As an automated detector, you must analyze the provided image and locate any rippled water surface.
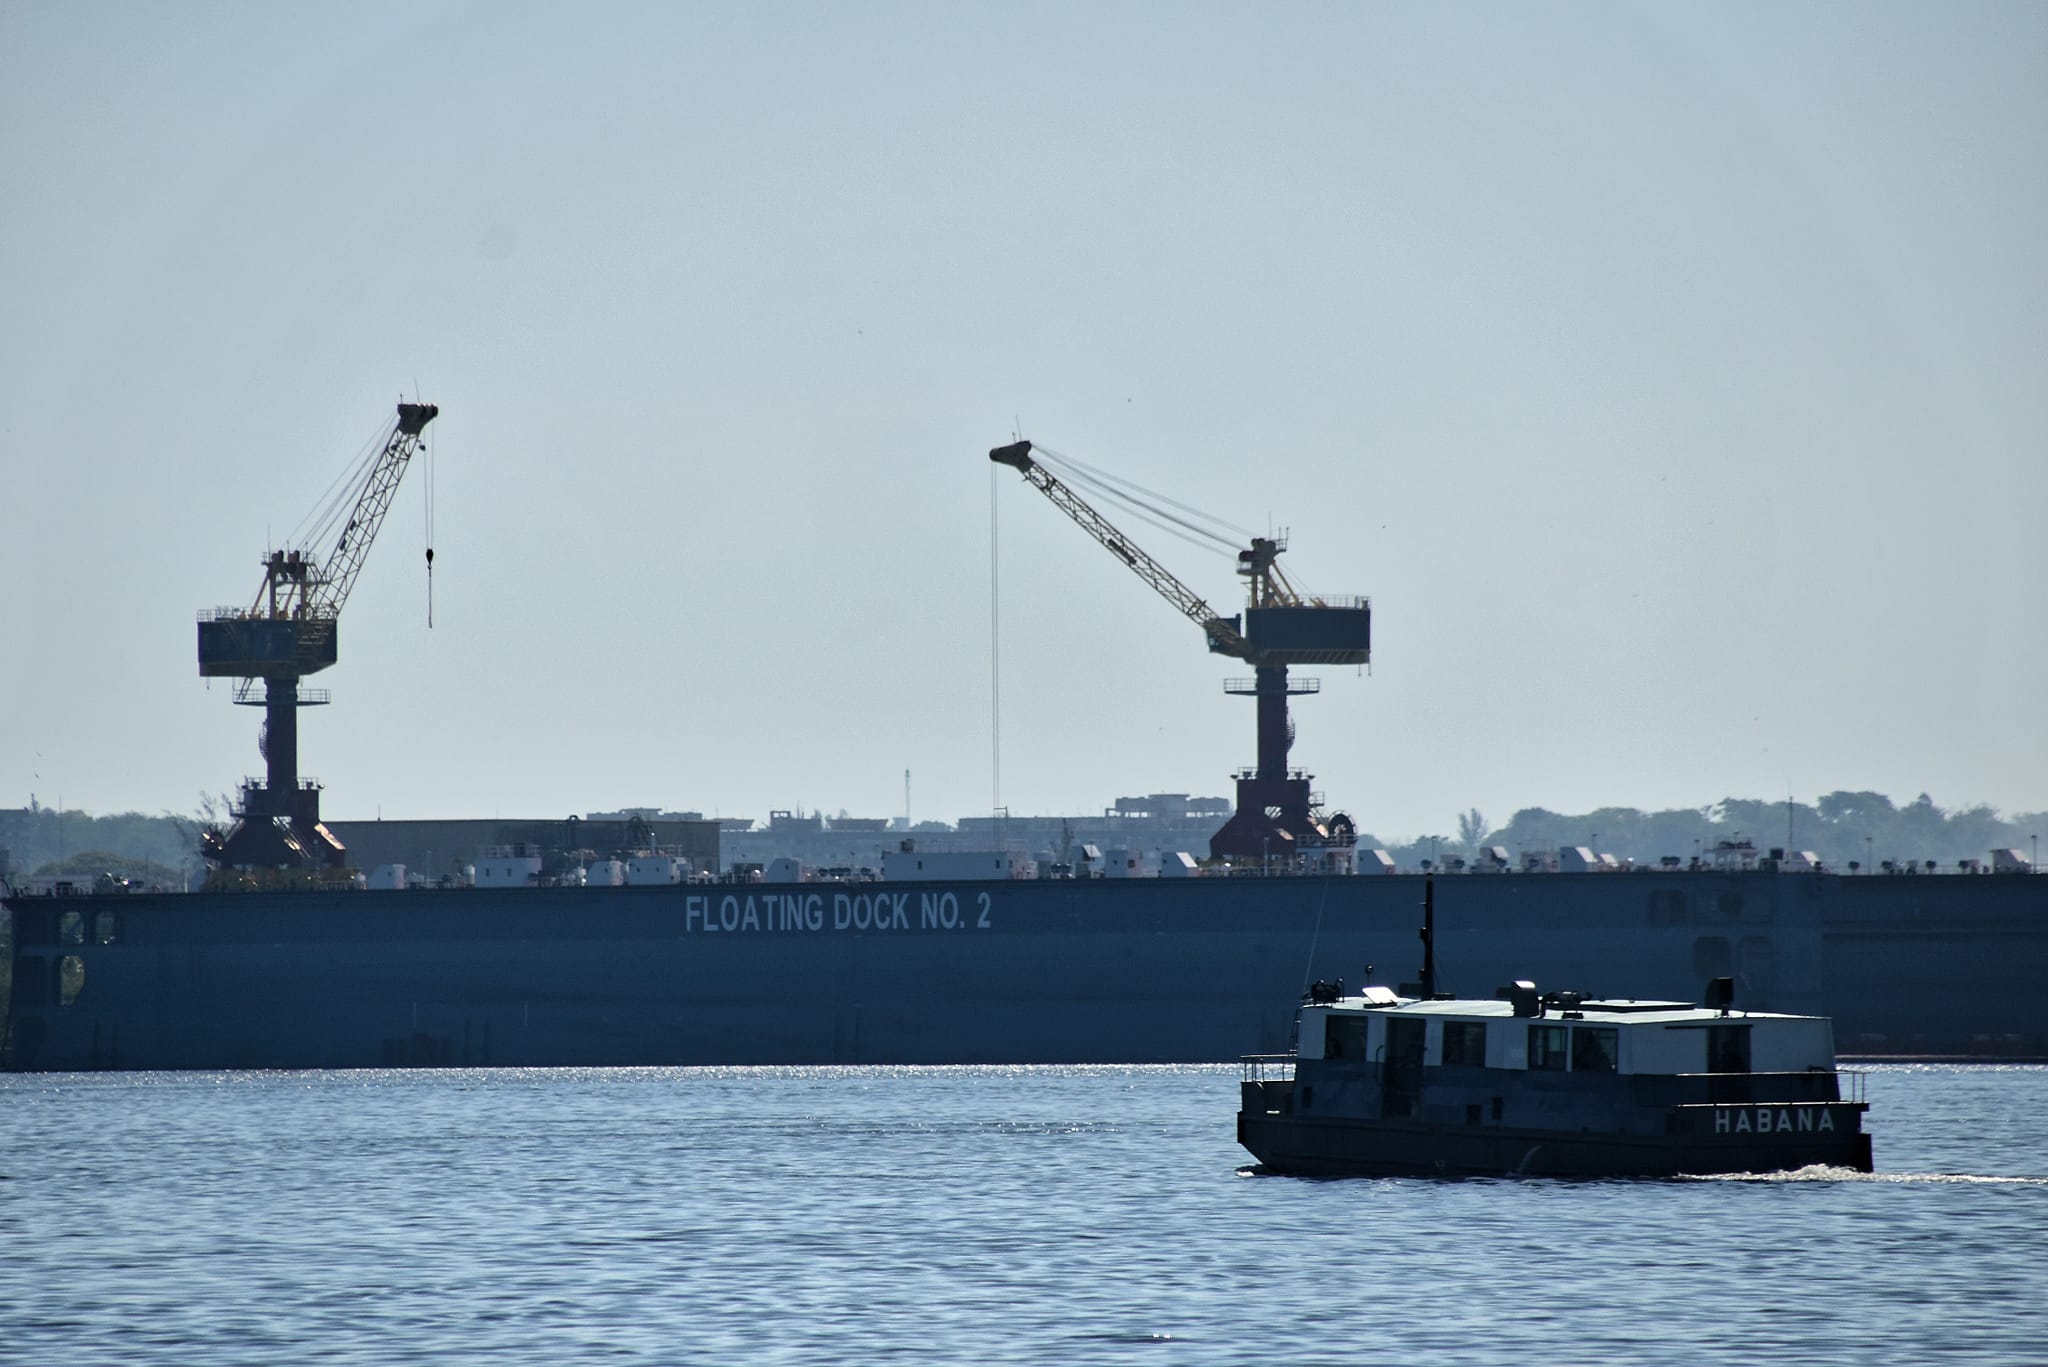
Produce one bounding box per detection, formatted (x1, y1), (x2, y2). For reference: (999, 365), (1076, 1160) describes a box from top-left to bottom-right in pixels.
(3, 1064), (2044, 1365)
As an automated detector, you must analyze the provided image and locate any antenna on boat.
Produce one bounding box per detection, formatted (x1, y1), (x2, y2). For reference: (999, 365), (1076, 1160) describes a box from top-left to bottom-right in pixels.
(1418, 874), (1437, 999)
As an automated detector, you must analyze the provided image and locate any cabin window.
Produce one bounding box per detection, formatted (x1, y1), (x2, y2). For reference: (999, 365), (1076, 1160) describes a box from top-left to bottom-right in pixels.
(1708, 1025), (1751, 1074)
(1325, 1015), (1371, 1059)
(1382, 1018), (1426, 1119)
(1647, 890), (1688, 926)
(59, 911), (85, 946)
(1528, 1024), (1569, 1071)
(1442, 1021), (1487, 1066)
(1572, 1027), (1619, 1073)
(94, 911), (121, 945)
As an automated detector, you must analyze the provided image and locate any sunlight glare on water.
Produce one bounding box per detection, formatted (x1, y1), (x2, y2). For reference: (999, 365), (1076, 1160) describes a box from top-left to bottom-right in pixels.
(1, 1064), (2043, 1365)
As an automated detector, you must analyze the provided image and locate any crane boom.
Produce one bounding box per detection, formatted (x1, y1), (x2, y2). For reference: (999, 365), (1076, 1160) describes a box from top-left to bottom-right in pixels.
(244, 400), (438, 627)
(989, 440), (1250, 659)
(201, 400), (437, 680)
(308, 400), (438, 620)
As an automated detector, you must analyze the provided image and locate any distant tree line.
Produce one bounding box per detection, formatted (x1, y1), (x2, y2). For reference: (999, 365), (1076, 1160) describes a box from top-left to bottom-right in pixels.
(3, 789), (2042, 885)
(0, 797), (212, 888)
(1369, 791), (2047, 872)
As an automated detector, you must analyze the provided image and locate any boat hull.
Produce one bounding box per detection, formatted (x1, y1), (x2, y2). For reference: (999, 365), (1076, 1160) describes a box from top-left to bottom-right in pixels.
(1235, 1106), (1875, 1178)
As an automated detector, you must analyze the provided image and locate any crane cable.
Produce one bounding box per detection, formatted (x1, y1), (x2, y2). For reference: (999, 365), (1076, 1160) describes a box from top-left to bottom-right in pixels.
(1035, 445), (1244, 549)
(288, 414), (392, 561)
(1034, 443), (1336, 599)
(989, 457), (1001, 830)
(1037, 444), (1253, 544)
(1030, 444), (1247, 563)
(424, 415), (435, 628)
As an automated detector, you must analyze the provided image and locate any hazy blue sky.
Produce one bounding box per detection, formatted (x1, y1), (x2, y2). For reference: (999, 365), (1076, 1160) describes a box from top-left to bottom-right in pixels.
(3, 2), (2043, 839)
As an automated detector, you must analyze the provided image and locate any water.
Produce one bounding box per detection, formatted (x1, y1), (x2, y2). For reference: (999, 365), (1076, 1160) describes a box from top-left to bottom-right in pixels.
(2, 1065), (2044, 1366)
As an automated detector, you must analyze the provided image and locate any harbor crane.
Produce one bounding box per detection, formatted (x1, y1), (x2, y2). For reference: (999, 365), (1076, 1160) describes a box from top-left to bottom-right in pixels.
(989, 439), (1371, 865)
(197, 399), (439, 869)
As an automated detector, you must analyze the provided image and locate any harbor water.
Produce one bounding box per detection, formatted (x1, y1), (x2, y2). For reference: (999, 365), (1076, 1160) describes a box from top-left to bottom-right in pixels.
(2, 1064), (2044, 1365)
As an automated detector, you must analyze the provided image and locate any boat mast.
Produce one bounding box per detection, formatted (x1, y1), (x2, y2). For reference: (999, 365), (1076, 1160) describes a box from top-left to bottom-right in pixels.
(1418, 874), (1437, 999)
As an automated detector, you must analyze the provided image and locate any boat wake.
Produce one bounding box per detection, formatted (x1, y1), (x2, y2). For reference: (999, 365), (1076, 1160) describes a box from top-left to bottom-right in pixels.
(1684, 1165), (2048, 1185)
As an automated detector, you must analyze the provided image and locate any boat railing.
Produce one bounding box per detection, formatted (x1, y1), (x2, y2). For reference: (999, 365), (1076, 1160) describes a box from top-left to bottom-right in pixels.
(1649, 1069), (1866, 1106)
(1240, 1053), (1296, 1083)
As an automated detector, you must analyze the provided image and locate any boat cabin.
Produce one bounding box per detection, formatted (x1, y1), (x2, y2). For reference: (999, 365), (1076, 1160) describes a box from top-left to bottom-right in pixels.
(1299, 989), (1841, 1079)
(1238, 977), (1872, 1174)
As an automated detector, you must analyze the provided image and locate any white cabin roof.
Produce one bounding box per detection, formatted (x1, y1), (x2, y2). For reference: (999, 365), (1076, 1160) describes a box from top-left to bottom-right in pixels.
(1319, 994), (1823, 1028)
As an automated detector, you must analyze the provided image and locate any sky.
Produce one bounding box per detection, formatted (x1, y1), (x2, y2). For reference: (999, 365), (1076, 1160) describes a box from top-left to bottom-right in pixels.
(3, 1), (2043, 840)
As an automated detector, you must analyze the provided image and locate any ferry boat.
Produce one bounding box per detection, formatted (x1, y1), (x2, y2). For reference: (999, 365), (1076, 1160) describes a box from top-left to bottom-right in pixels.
(1236, 884), (1875, 1178)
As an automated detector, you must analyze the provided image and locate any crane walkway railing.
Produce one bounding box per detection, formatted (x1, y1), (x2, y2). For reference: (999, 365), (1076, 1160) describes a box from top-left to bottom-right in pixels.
(1222, 677), (1321, 695)
(229, 679), (329, 705)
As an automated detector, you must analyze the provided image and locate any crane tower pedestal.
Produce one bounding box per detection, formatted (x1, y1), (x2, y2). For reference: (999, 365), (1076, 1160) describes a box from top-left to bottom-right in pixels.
(1206, 597), (1373, 865)
(1210, 665), (1322, 863)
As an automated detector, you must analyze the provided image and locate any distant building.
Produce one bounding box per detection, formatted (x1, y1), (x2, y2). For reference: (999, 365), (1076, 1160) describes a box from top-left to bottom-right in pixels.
(324, 814), (719, 883)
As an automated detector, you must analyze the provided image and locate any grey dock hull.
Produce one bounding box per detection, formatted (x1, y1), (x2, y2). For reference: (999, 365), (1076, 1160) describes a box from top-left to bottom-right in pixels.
(5, 870), (2043, 1071)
